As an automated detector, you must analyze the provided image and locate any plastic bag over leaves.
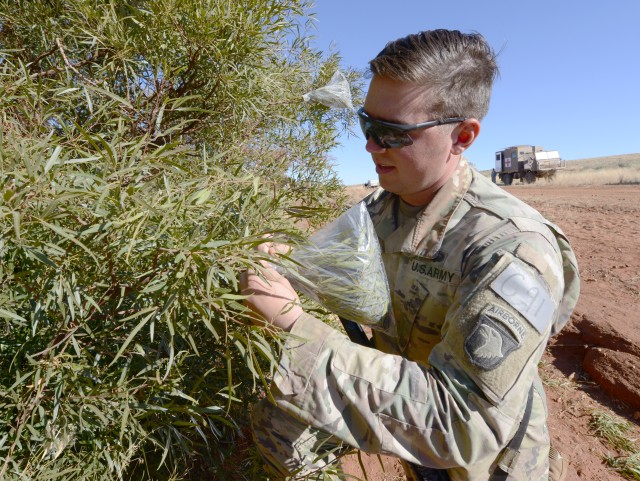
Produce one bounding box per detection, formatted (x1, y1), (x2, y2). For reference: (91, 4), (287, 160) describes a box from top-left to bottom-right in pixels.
(302, 70), (354, 109)
(278, 202), (393, 333)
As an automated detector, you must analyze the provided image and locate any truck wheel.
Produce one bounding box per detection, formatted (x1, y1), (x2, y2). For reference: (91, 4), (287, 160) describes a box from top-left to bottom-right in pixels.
(524, 172), (536, 184)
(502, 173), (513, 186)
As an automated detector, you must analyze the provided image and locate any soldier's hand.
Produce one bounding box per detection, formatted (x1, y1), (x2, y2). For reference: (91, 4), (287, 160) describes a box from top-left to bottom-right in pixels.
(256, 237), (291, 257)
(240, 263), (302, 332)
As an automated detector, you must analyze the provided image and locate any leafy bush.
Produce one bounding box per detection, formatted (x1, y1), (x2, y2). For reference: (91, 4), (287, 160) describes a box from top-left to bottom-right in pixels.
(0, 1), (361, 479)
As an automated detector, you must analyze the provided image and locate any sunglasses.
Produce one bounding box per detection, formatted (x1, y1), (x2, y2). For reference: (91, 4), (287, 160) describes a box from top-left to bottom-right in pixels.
(357, 107), (467, 149)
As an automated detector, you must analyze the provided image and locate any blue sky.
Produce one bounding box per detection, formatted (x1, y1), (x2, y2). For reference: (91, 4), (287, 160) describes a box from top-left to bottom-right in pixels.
(307, 0), (640, 185)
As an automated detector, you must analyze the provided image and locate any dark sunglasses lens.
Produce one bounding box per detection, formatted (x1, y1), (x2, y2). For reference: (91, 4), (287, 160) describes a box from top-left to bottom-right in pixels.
(359, 118), (412, 149)
(358, 116), (368, 137)
(377, 131), (412, 148)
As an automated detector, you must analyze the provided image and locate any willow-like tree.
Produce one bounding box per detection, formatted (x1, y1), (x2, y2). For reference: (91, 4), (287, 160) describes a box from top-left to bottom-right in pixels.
(0, 1), (361, 479)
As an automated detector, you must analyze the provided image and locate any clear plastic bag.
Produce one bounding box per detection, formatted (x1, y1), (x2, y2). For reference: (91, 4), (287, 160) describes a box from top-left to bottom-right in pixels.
(278, 202), (392, 332)
(302, 70), (354, 110)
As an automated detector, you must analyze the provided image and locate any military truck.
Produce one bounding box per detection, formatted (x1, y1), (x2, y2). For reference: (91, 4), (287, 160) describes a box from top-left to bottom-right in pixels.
(494, 145), (565, 185)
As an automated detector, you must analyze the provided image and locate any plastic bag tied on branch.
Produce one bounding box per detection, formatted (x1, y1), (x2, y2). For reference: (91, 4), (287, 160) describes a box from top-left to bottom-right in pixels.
(302, 70), (354, 110)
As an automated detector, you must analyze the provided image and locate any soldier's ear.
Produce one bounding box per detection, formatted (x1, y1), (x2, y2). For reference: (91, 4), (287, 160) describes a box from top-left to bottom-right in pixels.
(452, 119), (480, 155)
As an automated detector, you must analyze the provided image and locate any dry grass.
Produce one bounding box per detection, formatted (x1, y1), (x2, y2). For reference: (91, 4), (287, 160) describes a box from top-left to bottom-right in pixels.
(344, 184), (378, 206)
(548, 153), (640, 186)
(548, 167), (640, 186)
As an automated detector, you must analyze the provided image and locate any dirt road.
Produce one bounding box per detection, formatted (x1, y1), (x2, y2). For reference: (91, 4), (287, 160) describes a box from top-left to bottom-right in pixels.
(342, 184), (640, 480)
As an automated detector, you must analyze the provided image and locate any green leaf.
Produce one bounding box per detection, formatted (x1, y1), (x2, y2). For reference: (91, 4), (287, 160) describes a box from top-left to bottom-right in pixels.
(109, 308), (158, 366)
(38, 219), (99, 264)
(0, 308), (28, 325)
(44, 146), (63, 174)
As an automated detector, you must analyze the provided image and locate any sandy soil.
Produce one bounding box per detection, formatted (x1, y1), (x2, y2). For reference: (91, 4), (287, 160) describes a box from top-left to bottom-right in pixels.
(340, 184), (640, 481)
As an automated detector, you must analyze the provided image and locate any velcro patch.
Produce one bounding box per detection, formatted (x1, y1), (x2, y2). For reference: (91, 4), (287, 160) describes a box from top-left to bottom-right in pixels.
(515, 243), (548, 276)
(490, 261), (554, 334)
(482, 304), (528, 343)
(464, 314), (522, 370)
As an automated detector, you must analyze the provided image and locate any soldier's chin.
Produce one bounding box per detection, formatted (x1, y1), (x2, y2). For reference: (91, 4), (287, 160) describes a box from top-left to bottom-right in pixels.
(378, 178), (394, 192)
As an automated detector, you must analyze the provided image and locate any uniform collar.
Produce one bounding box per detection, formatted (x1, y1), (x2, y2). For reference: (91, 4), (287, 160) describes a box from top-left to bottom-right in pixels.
(372, 158), (472, 258)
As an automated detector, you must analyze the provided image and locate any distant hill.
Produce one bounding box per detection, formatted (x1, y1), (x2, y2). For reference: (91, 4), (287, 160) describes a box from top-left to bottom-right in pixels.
(563, 152), (640, 170)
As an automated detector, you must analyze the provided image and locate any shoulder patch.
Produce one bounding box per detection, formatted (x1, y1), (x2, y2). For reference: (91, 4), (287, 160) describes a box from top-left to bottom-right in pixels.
(490, 261), (555, 334)
(482, 304), (528, 343)
(515, 243), (548, 276)
(464, 314), (522, 370)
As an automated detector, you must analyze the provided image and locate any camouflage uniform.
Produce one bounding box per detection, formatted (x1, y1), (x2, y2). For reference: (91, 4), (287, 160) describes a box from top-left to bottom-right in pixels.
(251, 158), (580, 480)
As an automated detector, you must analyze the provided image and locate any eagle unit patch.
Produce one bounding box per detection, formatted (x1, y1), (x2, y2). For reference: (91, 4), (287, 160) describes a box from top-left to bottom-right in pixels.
(464, 306), (524, 370)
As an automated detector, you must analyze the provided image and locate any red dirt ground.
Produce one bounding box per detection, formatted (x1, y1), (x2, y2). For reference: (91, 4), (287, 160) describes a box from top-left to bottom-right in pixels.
(341, 184), (640, 481)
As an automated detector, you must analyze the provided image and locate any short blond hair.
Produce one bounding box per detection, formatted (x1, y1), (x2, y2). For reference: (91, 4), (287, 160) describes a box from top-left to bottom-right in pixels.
(369, 29), (498, 120)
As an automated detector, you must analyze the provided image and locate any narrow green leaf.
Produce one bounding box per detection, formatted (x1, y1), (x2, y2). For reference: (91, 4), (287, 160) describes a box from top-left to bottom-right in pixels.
(109, 308), (158, 366)
(38, 219), (98, 264)
(44, 146), (63, 173)
(0, 308), (27, 324)
(119, 402), (130, 442)
(86, 84), (134, 109)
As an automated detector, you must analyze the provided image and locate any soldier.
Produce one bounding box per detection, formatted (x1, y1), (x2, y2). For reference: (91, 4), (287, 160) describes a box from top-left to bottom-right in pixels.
(241, 29), (579, 481)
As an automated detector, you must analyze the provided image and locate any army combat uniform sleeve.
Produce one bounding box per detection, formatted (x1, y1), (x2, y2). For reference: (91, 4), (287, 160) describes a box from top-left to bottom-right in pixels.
(272, 245), (566, 479)
(270, 162), (580, 481)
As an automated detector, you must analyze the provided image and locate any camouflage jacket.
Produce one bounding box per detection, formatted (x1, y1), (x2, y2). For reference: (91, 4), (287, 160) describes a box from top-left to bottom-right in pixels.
(272, 159), (580, 480)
